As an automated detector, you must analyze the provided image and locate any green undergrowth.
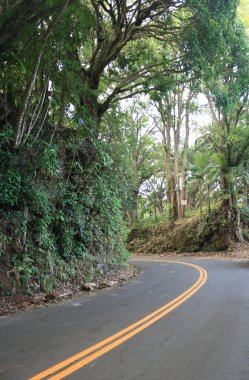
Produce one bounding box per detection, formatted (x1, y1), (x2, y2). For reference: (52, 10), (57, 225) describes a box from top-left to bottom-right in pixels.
(127, 211), (230, 254)
(0, 131), (130, 296)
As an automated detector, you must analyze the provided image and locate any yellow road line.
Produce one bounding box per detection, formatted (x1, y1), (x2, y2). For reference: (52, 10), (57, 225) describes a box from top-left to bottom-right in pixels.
(30, 261), (204, 380)
(29, 260), (207, 380)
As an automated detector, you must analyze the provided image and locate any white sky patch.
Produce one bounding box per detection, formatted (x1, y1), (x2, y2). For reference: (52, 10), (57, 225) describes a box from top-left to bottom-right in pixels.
(48, 80), (53, 92)
(120, 92), (212, 146)
(150, 92), (212, 146)
(189, 93), (212, 145)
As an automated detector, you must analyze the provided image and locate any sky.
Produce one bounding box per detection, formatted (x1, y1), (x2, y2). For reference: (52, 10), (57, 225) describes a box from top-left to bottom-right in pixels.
(189, 93), (212, 145)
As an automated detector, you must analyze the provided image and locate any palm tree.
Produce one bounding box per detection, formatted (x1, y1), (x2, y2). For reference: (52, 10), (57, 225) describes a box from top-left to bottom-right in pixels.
(189, 151), (218, 215)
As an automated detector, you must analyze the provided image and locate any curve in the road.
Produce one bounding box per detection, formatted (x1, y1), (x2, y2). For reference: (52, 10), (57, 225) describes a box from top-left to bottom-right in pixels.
(29, 260), (208, 380)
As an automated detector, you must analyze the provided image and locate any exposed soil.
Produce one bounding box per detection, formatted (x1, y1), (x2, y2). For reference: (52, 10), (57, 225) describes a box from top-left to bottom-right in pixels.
(0, 265), (141, 318)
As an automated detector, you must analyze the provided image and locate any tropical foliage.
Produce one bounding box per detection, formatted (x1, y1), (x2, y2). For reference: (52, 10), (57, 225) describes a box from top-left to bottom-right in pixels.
(0, 0), (248, 294)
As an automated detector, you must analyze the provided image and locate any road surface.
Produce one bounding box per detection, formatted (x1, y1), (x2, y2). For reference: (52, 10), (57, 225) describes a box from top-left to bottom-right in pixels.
(1, 258), (249, 380)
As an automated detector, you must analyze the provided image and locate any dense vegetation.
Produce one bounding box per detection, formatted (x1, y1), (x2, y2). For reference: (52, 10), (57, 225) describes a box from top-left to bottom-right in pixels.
(0, 0), (248, 295)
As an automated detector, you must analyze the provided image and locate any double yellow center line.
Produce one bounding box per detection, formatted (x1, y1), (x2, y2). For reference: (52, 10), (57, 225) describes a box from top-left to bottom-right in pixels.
(29, 259), (207, 380)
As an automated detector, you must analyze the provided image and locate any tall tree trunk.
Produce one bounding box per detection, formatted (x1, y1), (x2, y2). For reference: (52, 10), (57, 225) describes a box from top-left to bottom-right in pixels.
(173, 136), (180, 218)
(199, 181), (203, 216)
(179, 100), (190, 218)
(170, 177), (178, 220)
(157, 193), (164, 214)
(243, 177), (248, 205)
(130, 189), (139, 223)
(164, 146), (178, 220)
(154, 203), (157, 222)
(174, 90), (183, 218)
(13, 0), (71, 148)
(234, 207), (245, 242)
(220, 174), (232, 220)
(157, 88), (187, 221)
(207, 184), (211, 214)
(14, 50), (43, 148)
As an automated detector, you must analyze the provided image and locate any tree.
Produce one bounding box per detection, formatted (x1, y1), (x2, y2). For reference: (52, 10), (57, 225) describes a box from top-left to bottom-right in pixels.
(52, 0), (239, 133)
(151, 78), (195, 219)
(189, 151), (218, 216)
(0, 0), (242, 293)
(141, 174), (166, 221)
(119, 100), (160, 222)
(203, 20), (249, 222)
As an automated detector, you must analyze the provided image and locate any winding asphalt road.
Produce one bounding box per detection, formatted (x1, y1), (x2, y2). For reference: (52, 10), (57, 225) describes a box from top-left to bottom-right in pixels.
(1, 258), (249, 380)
